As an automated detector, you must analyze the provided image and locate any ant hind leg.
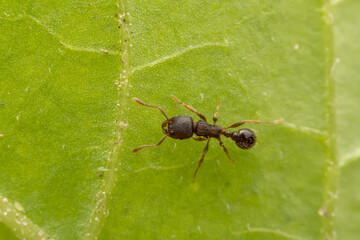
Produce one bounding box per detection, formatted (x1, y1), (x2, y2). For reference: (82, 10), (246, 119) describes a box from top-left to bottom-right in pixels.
(222, 118), (283, 130)
(217, 137), (236, 164)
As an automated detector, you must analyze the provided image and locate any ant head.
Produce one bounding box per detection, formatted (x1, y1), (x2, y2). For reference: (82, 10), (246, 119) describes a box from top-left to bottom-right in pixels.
(231, 128), (256, 149)
(166, 115), (194, 139)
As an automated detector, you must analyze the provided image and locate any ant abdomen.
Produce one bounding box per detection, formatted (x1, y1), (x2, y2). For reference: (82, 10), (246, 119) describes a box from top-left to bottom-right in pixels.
(231, 129), (256, 149)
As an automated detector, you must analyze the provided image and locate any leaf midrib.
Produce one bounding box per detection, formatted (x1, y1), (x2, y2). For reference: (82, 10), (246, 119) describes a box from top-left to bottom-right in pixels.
(83, 0), (131, 239)
(320, 1), (339, 239)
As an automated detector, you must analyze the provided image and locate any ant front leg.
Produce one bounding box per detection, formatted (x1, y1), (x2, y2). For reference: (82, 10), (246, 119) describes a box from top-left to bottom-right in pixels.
(213, 101), (221, 124)
(193, 138), (211, 183)
(222, 118), (283, 130)
(133, 135), (168, 152)
(192, 136), (208, 141)
(171, 95), (207, 122)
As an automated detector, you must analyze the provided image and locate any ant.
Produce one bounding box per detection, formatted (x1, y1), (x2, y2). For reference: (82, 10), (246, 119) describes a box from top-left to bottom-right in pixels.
(132, 96), (282, 182)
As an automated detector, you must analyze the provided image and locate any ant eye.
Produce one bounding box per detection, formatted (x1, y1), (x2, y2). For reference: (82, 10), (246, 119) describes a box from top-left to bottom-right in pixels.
(231, 128), (256, 149)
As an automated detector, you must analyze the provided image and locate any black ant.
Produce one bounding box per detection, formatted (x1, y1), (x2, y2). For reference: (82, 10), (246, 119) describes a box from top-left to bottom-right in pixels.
(132, 96), (282, 182)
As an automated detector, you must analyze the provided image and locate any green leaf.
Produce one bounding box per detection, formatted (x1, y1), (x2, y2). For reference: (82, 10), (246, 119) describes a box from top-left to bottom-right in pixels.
(0, 0), (359, 239)
(332, 0), (360, 239)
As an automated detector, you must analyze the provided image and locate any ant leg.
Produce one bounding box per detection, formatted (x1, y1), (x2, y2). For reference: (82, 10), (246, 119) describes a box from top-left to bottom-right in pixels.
(193, 138), (211, 183)
(132, 97), (169, 120)
(192, 136), (208, 141)
(222, 118), (283, 130)
(133, 135), (168, 152)
(171, 95), (207, 122)
(217, 137), (236, 164)
(213, 101), (221, 124)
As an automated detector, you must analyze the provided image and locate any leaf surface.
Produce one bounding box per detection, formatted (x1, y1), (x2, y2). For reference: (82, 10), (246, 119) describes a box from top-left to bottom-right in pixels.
(0, 0), (359, 239)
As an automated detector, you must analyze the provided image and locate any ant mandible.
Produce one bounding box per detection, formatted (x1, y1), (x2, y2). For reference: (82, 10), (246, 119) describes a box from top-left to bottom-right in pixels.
(132, 96), (282, 182)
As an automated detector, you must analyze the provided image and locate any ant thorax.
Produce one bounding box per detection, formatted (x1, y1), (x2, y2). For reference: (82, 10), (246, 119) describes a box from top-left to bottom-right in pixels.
(194, 120), (222, 138)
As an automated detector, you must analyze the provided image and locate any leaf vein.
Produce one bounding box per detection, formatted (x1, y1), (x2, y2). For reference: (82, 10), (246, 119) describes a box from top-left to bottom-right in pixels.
(231, 226), (304, 240)
(120, 163), (191, 176)
(282, 121), (327, 136)
(131, 42), (230, 74)
(339, 148), (360, 168)
(0, 194), (54, 240)
(0, 14), (119, 55)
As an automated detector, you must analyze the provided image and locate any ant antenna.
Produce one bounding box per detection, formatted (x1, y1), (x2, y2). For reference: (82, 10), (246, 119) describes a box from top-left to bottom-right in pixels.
(133, 135), (168, 152)
(171, 95), (207, 122)
(132, 97), (169, 120)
